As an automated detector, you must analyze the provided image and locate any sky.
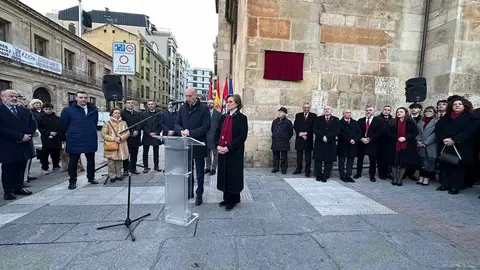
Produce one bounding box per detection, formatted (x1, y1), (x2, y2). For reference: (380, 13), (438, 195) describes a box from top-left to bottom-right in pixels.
(19, 0), (218, 69)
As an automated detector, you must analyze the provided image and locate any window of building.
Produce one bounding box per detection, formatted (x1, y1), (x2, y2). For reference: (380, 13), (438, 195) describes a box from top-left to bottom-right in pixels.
(154, 61), (157, 72)
(89, 97), (96, 106)
(104, 68), (110, 74)
(68, 23), (76, 34)
(146, 86), (150, 99)
(154, 92), (157, 101)
(67, 92), (76, 102)
(87, 60), (96, 78)
(193, 83), (197, 87)
(193, 76), (197, 81)
(0, 79), (11, 91)
(154, 76), (157, 87)
(146, 68), (150, 81)
(193, 70), (197, 75)
(141, 48), (144, 60)
(128, 79), (132, 89)
(141, 67), (144, 79)
(34, 35), (48, 57)
(64, 49), (75, 70)
(146, 50), (150, 62)
(0, 19), (9, 42)
(141, 86), (144, 98)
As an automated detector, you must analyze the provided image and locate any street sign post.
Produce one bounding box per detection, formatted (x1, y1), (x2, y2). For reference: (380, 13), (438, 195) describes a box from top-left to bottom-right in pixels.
(112, 42), (136, 76)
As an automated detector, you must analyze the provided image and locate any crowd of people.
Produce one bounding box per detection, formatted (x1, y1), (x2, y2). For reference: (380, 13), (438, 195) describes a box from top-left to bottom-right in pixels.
(271, 95), (480, 197)
(0, 88), (249, 211)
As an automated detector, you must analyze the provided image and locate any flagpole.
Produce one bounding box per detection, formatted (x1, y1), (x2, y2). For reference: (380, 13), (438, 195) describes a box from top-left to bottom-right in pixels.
(78, 0), (82, 37)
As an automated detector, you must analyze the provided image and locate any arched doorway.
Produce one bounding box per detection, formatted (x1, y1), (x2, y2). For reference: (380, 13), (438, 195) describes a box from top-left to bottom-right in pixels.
(33, 87), (51, 104)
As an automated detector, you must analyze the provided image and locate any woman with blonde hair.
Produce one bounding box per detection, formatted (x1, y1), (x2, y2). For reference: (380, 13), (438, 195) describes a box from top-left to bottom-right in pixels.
(101, 108), (130, 182)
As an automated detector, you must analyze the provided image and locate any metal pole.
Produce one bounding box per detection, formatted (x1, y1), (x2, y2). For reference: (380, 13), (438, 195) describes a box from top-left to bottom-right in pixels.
(124, 75), (127, 102)
(78, 0), (82, 38)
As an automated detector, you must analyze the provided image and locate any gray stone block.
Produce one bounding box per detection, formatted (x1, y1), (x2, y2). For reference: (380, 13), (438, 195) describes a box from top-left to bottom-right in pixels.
(192, 204), (234, 219)
(360, 214), (428, 232)
(0, 223), (76, 244)
(153, 236), (237, 270)
(314, 215), (378, 232)
(65, 240), (162, 269)
(55, 222), (138, 242)
(262, 216), (322, 235)
(0, 242), (88, 270)
(0, 204), (44, 214)
(195, 218), (264, 236)
(236, 235), (337, 269)
(232, 202), (281, 219)
(311, 231), (421, 269)
(11, 205), (70, 224)
(132, 220), (195, 242)
(103, 204), (164, 221)
(45, 205), (118, 223)
(383, 230), (480, 268)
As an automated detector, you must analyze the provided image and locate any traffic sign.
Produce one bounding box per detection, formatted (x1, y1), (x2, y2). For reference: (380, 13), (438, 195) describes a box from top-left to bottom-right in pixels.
(112, 42), (136, 76)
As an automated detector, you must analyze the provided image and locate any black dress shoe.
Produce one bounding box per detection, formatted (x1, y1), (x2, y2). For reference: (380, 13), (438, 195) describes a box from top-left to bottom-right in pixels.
(316, 176), (322, 182)
(13, 188), (32, 195)
(204, 169), (211, 174)
(3, 193), (16, 200)
(448, 189), (459, 195)
(143, 168), (149, 173)
(68, 183), (77, 190)
(436, 186), (447, 191)
(348, 177), (355, 183)
(340, 176), (348, 182)
(292, 170), (301, 175)
(27, 176), (37, 181)
(88, 179), (99, 184)
(305, 172), (311, 177)
(130, 170), (140, 175)
(320, 177), (327, 182)
(210, 169), (216, 175)
(219, 200), (227, 207)
(271, 169), (279, 173)
(225, 202), (235, 211)
(281, 171), (286, 175)
(353, 174), (361, 179)
(195, 196), (203, 206)
(370, 177), (376, 182)
(379, 176), (387, 180)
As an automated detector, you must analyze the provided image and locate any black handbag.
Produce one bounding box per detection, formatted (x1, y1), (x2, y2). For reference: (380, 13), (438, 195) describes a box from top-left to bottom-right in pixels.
(438, 145), (461, 165)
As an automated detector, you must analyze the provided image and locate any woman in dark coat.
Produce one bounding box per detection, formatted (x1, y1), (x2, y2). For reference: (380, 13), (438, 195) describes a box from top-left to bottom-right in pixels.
(435, 96), (478, 195)
(214, 94), (248, 211)
(387, 107), (419, 186)
(415, 106), (437, 186)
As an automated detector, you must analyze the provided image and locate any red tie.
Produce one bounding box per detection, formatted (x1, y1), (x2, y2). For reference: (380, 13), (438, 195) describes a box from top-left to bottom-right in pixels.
(325, 117), (329, 123)
(304, 113), (307, 120)
(365, 117), (370, 135)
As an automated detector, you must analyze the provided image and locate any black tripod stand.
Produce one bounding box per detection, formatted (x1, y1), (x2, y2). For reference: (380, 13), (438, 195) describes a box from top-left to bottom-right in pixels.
(97, 174), (151, 241)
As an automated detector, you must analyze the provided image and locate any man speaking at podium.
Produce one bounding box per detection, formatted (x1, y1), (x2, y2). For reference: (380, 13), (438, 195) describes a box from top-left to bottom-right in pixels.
(175, 87), (211, 206)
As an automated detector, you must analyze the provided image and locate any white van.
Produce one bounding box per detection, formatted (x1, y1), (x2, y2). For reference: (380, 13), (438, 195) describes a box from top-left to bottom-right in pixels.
(97, 112), (110, 130)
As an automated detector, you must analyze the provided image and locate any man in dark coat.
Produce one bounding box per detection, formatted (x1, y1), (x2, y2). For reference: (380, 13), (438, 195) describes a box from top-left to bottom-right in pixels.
(404, 103), (423, 180)
(60, 91), (99, 189)
(376, 105), (394, 180)
(140, 100), (162, 173)
(175, 88), (210, 206)
(271, 107), (294, 174)
(37, 103), (62, 172)
(293, 102), (317, 177)
(122, 99), (142, 175)
(313, 106), (340, 182)
(0, 90), (36, 200)
(205, 99), (222, 175)
(160, 101), (178, 137)
(355, 106), (384, 182)
(337, 109), (361, 183)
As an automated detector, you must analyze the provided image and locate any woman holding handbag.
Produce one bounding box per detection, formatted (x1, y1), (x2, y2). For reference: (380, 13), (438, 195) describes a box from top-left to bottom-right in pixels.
(416, 106), (438, 186)
(435, 96), (478, 195)
(101, 108), (130, 182)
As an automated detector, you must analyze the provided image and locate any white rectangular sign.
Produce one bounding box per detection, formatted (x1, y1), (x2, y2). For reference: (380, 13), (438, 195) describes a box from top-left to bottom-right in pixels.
(112, 42), (136, 76)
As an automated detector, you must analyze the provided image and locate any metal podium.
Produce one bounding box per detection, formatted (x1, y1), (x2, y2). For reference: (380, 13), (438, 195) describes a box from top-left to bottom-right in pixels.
(153, 136), (205, 227)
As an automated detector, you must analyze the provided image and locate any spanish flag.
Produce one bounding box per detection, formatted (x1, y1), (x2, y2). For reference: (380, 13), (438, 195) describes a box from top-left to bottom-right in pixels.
(214, 77), (221, 111)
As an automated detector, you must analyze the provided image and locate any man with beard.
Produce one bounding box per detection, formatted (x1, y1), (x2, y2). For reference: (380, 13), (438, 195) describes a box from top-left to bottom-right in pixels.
(376, 105), (394, 180)
(175, 88), (210, 206)
(337, 109), (361, 183)
(293, 102), (317, 177)
(205, 99), (222, 175)
(121, 99), (142, 175)
(140, 100), (162, 173)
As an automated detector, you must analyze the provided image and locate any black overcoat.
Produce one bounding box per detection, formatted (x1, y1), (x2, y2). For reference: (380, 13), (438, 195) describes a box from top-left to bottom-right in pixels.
(0, 104), (37, 163)
(141, 110), (163, 147)
(337, 118), (361, 158)
(37, 112), (63, 149)
(214, 111), (248, 194)
(435, 112), (478, 165)
(271, 117), (293, 151)
(293, 112), (317, 151)
(174, 99), (211, 159)
(357, 116), (384, 157)
(121, 109), (142, 147)
(386, 119), (420, 168)
(313, 115), (340, 162)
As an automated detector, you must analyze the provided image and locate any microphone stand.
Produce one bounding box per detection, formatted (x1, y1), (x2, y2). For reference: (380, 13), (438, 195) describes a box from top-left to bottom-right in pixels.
(119, 111), (162, 135)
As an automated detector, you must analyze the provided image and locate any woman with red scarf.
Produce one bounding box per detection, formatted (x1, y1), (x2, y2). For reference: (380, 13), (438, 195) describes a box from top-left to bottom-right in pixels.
(387, 107), (419, 186)
(214, 94), (248, 211)
(435, 96), (478, 195)
(415, 106), (438, 186)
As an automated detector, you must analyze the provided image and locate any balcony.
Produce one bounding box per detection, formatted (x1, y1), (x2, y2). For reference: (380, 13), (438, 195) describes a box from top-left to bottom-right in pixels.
(63, 66), (102, 87)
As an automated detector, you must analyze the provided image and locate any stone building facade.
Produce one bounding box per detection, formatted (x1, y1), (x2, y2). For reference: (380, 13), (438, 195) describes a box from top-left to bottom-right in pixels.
(215, 0), (480, 167)
(0, 0), (112, 112)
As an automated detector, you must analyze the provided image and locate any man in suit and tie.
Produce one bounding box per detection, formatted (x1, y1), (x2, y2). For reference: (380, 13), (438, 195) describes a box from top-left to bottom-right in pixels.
(354, 105), (384, 182)
(293, 102), (317, 177)
(337, 109), (361, 183)
(0, 90), (36, 200)
(205, 99), (222, 175)
(313, 106), (340, 182)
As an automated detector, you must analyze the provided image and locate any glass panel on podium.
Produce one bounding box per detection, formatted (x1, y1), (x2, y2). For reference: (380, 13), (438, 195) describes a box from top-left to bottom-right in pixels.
(153, 136), (205, 227)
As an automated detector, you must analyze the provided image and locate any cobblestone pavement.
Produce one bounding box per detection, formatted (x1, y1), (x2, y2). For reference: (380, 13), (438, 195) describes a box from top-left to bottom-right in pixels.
(1, 148), (480, 269)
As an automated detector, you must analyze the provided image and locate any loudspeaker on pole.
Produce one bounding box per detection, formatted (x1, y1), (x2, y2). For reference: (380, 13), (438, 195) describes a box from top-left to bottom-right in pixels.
(405, 77), (427, 103)
(103, 75), (124, 101)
